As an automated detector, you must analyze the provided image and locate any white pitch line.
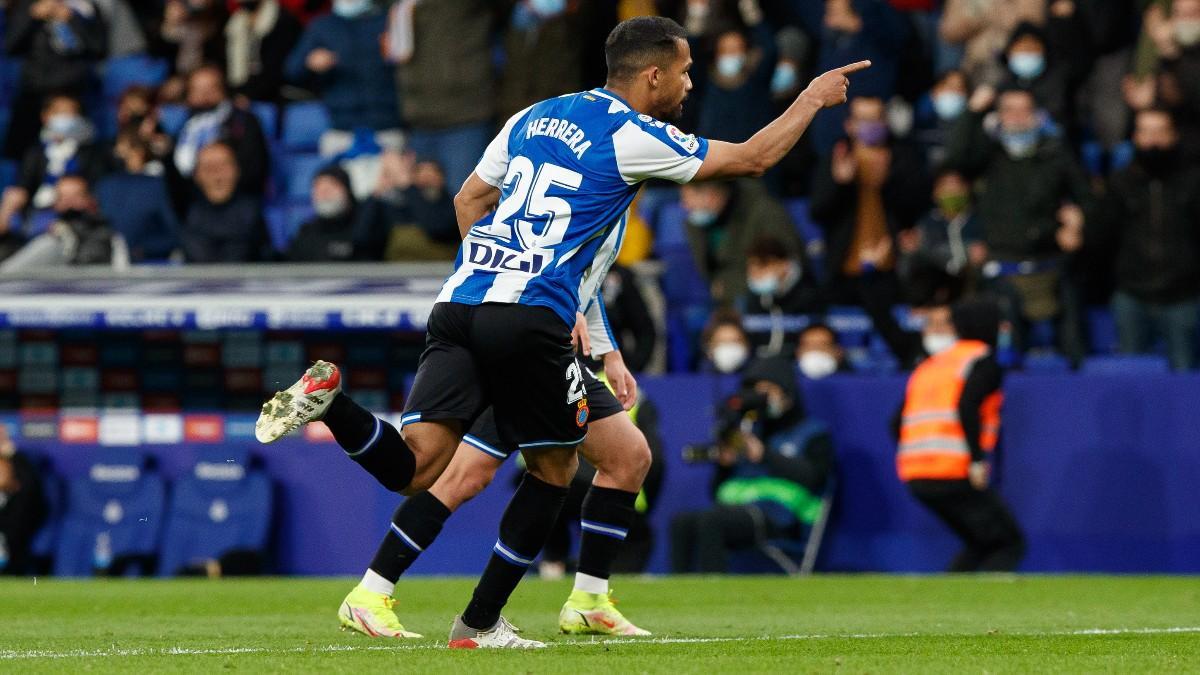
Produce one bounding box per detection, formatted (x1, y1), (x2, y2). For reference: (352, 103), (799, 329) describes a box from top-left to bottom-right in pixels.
(2, 626), (1198, 661)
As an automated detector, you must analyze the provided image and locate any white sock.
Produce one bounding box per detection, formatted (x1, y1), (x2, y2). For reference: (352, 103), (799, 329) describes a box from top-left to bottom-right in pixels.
(574, 572), (608, 595)
(361, 569), (395, 597)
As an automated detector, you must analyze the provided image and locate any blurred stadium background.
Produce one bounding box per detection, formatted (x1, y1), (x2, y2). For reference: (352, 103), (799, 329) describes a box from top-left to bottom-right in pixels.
(0, 0), (1198, 611)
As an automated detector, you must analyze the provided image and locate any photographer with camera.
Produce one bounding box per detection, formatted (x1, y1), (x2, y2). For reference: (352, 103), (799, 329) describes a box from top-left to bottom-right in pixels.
(670, 357), (833, 573)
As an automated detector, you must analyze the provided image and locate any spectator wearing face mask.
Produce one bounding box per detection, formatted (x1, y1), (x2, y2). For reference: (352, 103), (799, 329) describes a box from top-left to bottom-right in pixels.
(1145, 0), (1200, 164)
(114, 86), (173, 167)
(681, 179), (805, 305)
(224, 0), (303, 103)
(695, 0), (776, 145)
(915, 69), (970, 167)
(368, 151), (459, 261)
(0, 94), (109, 241)
(3, 0), (108, 163)
(940, 0), (1045, 89)
(671, 357), (833, 573)
(701, 310), (752, 375)
(797, 0), (908, 154)
(944, 86), (1090, 360)
(795, 323), (848, 380)
(170, 65), (270, 208)
(181, 142), (266, 262)
(0, 175), (119, 272)
(894, 298), (1025, 573)
(285, 164), (386, 262)
(739, 235), (826, 357)
(809, 95), (931, 306)
(286, 0), (402, 157)
(996, 22), (1072, 127)
(1088, 108), (1200, 371)
(95, 132), (182, 262)
(897, 170), (984, 287)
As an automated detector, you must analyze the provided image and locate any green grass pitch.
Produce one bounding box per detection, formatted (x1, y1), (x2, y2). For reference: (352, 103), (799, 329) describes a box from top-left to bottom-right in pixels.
(1, 575), (1197, 672)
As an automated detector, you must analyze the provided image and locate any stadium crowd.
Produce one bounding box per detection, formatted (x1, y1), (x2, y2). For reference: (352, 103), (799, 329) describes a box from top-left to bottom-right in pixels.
(1, 0), (1199, 371)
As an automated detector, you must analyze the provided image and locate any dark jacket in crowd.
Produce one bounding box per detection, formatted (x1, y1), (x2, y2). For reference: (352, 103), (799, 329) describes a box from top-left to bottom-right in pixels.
(599, 264), (657, 373)
(1161, 46), (1200, 165)
(397, 0), (493, 129)
(4, 0), (107, 93)
(56, 209), (115, 264)
(377, 186), (459, 245)
(696, 22), (776, 144)
(1091, 156), (1200, 303)
(285, 166), (386, 262)
(685, 179), (806, 304)
(181, 193), (265, 263)
(95, 172), (180, 261)
(17, 141), (111, 200)
(0, 451), (48, 575)
(496, 4), (584, 123)
(944, 110), (1091, 261)
(809, 142), (930, 283)
(285, 9), (401, 132)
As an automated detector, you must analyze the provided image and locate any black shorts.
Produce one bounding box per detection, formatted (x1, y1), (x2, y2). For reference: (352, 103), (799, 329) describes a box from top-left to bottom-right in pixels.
(463, 363), (625, 460)
(402, 302), (589, 449)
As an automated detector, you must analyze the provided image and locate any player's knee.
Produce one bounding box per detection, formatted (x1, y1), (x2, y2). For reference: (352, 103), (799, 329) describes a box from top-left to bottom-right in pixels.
(524, 449), (579, 488)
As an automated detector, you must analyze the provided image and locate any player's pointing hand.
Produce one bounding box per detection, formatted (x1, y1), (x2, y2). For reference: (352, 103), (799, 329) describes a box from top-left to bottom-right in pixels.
(801, 60), (872, 108)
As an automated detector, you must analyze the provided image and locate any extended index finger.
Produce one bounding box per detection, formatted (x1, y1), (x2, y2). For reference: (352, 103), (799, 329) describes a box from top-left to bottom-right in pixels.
(834, 60), (872, 75)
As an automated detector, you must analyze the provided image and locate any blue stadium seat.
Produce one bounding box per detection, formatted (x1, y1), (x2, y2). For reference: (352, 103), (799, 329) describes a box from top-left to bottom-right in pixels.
(652, 202), (688, 255)
(1081, 355), (1171, 375)
(53, 449), (165, 577)
(102, 54), (169, 101)
(158, 448), (272, 577)
(251, 102), (279, 140)
(1087, 307), (1118, 355)
(263, 204), (288, 252)
(0, 159), (15, 192)
(282, 101), (331, 153)
(284, 153), (328, 200)
(0, 57), (21, 105)
(785, 198), (827, 281)
(157, 104), (188, 137)
(1110, 141), (1135, 173)
(1079, 140), (1104, 177)
(1022, 353), (1072, 373)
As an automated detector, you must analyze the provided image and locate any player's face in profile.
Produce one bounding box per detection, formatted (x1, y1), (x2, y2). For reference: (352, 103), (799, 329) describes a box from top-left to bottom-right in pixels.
(655, 39), (693, 122)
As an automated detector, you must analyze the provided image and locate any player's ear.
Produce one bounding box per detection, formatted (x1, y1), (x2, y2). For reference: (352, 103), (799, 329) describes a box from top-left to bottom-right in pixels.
(646, 65), (661, 89)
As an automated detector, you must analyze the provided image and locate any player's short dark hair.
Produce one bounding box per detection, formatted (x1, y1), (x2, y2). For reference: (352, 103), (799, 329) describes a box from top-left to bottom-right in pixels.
(604, 16), (688, 83)
(746, 235), (792, 263)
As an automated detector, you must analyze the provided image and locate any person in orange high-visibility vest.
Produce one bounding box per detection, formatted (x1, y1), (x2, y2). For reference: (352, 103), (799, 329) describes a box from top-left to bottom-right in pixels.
(896, 298), (1025, 572)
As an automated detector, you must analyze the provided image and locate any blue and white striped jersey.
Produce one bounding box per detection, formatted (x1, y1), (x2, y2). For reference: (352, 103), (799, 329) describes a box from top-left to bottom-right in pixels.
(436, 88), (709, 327)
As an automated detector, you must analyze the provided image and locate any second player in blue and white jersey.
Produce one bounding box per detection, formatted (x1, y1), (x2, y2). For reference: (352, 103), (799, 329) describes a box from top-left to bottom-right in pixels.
(437, 88), (709, 327)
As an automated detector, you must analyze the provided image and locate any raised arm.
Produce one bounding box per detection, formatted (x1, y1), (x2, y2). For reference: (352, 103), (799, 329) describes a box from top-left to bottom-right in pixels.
(693, 60), (871, 182)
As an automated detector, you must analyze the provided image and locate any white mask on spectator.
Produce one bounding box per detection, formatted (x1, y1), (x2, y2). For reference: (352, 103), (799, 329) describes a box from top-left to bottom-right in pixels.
(932, 92), (966, 120)
(1176, 20), (1200, 47)
(314, 195), (349, 218)
(717, 53), (746, 79)
(711, 342), (748, 374)
(333, 0), (371, 18)
(922, 333), (956, 356)
(798, 351), (838, 379)
(528, 0), (566, 17)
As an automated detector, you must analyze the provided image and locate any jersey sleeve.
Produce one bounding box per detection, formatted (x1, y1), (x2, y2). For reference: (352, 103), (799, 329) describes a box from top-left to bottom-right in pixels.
(474, 105), (532, 188)
(583, 292), (618, 358)
(612, 116), (710, 185)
